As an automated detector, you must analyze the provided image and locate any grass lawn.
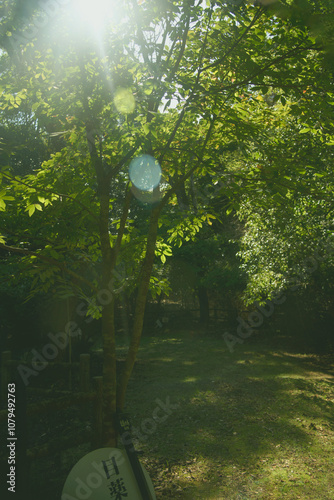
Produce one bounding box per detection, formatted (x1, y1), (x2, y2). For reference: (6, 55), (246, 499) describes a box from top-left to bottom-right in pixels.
(119, 329), (334, 499)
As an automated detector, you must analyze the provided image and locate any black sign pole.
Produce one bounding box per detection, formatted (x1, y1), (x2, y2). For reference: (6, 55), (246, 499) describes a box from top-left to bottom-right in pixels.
(115, 411), (154, 500)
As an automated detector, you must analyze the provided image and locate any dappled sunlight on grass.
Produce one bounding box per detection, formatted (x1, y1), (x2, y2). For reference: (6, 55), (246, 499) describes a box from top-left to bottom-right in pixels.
(190, 390), (220, 404)
(127, 331), (334, 498)
(154, 357), (174, 362)
(277, 370), (334, 380)
(194, 428), (217, 444)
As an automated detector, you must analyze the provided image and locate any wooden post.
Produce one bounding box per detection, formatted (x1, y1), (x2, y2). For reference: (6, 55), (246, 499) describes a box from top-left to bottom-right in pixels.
(80, 354), (90, 392)
(92, 376), (103, 449)
(1, 351), (11, 404)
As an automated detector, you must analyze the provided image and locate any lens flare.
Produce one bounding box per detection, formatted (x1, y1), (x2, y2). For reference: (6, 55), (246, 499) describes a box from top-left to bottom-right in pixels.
(114, 88), (136, 114)
(129, 155), (161, 191)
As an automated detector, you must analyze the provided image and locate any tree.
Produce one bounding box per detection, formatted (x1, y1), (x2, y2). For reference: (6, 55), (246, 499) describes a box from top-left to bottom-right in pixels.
(1, 0), (333, 445)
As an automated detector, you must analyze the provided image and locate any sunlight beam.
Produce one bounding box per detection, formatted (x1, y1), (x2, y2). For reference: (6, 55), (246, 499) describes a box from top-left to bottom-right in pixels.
(71, 0), (116, 32)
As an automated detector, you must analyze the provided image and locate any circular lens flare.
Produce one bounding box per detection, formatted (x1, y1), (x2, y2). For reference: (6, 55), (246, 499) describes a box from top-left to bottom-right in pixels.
(129, 155), (161, 191)
(114, 88), (136, 114)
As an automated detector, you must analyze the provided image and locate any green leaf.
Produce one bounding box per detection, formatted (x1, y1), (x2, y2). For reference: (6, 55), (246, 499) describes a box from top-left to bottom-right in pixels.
(50, 250), (59, 259)
(27, 205), (36, 217)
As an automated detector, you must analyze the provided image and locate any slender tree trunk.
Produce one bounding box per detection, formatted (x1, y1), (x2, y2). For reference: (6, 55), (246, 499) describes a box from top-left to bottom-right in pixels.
(98, 180), (118, 447)
(117, 204), (161, 409)
(87, 123), (118, 447)
(174, 175), (189, 211)
(101, 298), (117, 446)
(98, 183), (132, 447)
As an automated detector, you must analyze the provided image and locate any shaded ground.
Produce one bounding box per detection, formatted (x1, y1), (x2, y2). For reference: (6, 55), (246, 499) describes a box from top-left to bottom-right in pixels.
(1, 327), (333, 499)
(124, 330), (334, 499)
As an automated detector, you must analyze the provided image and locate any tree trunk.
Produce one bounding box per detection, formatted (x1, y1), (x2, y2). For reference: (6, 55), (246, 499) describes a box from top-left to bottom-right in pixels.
(87, 124), (118, 446)
(174, 176), (189, 211)
(117, 204), (161, 410)
(101, 299), (117, 447)
(99, 181), (118, 447)
(98, 184), (132, 447)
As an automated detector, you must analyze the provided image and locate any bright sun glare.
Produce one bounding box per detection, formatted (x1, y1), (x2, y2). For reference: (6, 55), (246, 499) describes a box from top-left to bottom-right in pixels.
(71, 0), (116, 31)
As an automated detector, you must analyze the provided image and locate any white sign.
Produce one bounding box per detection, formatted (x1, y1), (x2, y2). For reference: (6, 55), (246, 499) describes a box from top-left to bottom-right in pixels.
(61, 447), (156, 500)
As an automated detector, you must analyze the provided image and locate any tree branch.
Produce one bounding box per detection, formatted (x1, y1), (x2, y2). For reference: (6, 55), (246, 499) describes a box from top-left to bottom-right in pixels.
(160, 114), (218, 209)
(158, 7), (214, 165)
(166, 12), (191, 83)
(131, 0), (151, 65)
(110, 183), (132, 270)
(0, 243), (98, 292)
(219, 43), (320, 92)
(201, 6), (265, 74)
(2, 172), (99, 222)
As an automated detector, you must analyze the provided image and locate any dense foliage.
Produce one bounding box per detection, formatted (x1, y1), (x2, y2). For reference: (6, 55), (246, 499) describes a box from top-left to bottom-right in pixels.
(0, 0), (333, 442)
